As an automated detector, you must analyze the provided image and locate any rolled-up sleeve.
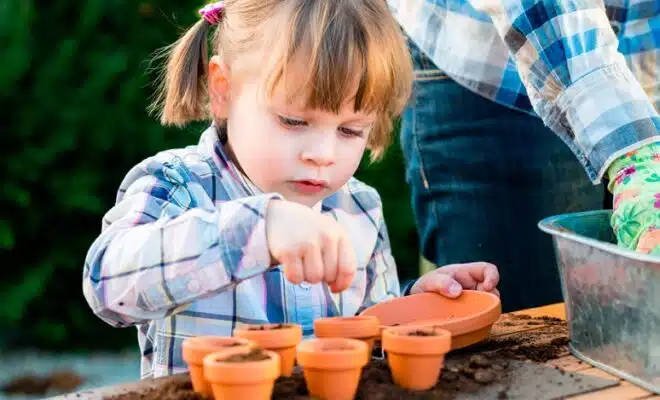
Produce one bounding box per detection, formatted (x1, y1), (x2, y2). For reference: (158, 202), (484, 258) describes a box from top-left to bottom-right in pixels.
(469, 0), (660, 182)
(82, 159), (280, 327)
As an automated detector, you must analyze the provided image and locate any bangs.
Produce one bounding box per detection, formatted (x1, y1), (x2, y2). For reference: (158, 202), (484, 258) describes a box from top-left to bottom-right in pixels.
(262, 0), (412, 117)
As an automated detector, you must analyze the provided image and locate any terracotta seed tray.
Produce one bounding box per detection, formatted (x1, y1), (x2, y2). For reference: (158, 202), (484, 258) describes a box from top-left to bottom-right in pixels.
(359, 290), (501, 350)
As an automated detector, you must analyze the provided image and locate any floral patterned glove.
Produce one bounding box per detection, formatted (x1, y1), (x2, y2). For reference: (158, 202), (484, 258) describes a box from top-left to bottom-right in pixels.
(608, 142), (660, 255)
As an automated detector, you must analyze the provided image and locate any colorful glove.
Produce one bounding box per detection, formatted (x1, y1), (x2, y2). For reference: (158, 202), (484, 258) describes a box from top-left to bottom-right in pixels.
(608, 142), (660, 255)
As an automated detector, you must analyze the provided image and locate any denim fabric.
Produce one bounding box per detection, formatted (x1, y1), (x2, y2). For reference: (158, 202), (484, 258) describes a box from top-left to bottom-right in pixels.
(389, 0), (660, 183)
(400, 40), (606, 312)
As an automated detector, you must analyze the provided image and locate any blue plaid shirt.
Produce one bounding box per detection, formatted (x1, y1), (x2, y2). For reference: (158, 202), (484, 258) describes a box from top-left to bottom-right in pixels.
(82, 126), (400, 378)
(389, 0), (660, 183)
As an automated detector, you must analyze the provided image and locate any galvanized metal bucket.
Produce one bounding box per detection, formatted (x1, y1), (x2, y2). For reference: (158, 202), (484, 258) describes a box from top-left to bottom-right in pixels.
(539, 210), (660, 393)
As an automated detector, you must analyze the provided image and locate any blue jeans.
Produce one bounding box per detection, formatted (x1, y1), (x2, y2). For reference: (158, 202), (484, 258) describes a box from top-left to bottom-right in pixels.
(400, 41), (605, 312)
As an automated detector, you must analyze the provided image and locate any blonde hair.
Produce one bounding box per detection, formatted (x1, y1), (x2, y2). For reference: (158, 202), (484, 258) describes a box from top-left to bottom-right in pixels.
(151, 0), (413, 160)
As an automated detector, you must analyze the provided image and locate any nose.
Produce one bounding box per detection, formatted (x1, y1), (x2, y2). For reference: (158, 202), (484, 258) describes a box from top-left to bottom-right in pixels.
(300, 131), (336, 167)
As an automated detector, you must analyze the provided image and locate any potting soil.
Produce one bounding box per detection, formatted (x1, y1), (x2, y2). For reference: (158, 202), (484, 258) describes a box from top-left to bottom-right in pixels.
(103, 315), (570, 400)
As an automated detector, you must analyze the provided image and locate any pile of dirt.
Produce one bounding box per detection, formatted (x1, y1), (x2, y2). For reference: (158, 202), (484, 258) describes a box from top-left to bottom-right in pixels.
(106, 374), (210, 400)
(106, 357), (511, 400)
(459, 315), (569, 363)
(1, 370), (85, 396)
(354, 356), (513, 400)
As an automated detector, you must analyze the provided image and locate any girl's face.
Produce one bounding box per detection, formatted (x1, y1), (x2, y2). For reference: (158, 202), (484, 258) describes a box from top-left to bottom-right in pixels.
(208, 57), (375, 207)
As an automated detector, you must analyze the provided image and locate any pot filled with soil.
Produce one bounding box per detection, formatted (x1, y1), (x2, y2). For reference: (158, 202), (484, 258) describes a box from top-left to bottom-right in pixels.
(181, 335), (254, 395)
(313, 316), (380, 354)
(296, 337), (369, 400)
(382, 325), (451, 391)
(203, 346), (280, 400)
(233, 323), (302, 377)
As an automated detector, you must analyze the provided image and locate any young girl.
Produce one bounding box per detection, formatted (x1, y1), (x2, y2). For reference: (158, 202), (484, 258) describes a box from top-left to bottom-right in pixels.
(83, 0), (499, 379)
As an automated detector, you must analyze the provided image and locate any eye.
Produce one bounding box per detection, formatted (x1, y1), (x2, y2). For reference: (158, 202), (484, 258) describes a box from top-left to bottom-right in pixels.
(277, 115), (307, 128)
(338, 127), (365, 138)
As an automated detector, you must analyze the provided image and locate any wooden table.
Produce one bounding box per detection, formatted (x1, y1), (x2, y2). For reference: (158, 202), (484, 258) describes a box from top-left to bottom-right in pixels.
(50, 303), (657, 399)
(515, 303), (656, 400)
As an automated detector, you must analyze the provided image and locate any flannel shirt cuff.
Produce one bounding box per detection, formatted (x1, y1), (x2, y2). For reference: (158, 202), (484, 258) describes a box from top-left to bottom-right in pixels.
(552, 62), (660, 184)
(229, 192), (284, 281)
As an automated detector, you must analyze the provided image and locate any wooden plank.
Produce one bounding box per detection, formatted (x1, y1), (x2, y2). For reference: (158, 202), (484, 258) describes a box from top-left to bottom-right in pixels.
(511, 303), (566, 320)
(566, 383), (651, 399)
(488, 304), (568, 339)
(546, 355), (591, 372)
(52, 302), (650, 400)
(578, 367), (622, 380)
(489, 315), (556, 337)
(525, 303), (653, 399)
(565, 368), (652, 400)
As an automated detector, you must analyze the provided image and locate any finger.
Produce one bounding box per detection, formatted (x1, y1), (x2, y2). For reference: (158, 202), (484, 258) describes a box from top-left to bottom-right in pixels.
(302, 243), (324, 284)
(413, 273), (462, 298)
(282, 255), (304, 285)
(479, 263), (499, 292)
(475, 281), (500, 297)
(448, 266), (478, 290)
(476, 263), (500, 292)
(331, 235), (356, 293)
(453, 262), (498, 291)
(436, 263), (483, 289)
(328, 281), (342, 293)
(321, 233), (338, 287)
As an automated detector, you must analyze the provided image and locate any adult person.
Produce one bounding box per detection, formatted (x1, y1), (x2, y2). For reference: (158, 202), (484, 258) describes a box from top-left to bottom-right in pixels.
(388, 0), (660, 311)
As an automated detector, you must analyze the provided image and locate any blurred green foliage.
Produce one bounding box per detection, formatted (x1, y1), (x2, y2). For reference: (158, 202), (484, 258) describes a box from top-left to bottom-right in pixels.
(0, 1), (418, 351)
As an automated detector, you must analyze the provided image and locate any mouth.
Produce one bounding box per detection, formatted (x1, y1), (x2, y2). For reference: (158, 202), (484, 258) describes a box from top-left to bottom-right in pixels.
(289, 179), (329, 195)
(292, 179), (328, 187)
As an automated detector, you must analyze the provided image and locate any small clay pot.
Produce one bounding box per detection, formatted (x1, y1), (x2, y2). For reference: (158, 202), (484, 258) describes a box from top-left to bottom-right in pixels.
(314, 316), (380, 354)
(181, 336), (253, 395)
(296, 338), (369, 400)
(203, 346), (280, 400)
(233, 323), (302, 377)
(382, 325), (451, 391)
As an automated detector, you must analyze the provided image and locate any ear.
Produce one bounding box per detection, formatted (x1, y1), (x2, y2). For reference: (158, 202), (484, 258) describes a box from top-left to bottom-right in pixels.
(208, 55), (231, 119)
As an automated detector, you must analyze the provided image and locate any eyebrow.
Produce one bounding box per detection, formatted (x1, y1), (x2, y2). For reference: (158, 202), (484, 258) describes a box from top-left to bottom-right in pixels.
(268, 97), (376, 125)
(342, 116), (376, 125)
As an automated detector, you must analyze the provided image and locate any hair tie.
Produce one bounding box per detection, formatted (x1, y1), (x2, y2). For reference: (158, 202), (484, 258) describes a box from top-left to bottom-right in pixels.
(199, 2), (225, 25)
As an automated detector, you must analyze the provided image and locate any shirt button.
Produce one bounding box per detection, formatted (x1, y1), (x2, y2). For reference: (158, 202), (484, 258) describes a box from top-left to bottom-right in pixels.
(300, 282), (311, 290)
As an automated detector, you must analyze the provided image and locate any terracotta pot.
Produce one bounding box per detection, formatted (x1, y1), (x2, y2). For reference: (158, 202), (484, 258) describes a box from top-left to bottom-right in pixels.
(181, 336), (253, 395)
(360, 290), (501, 350)
(203, 346), (280, 400)
(382, 325), (451, 391)
(314, 316), (380, 354)
(296, 338), (369, 400)
(233, 323), (302, 377)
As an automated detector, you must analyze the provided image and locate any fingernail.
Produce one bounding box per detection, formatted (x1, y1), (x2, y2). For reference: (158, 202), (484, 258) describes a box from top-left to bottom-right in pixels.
(449, 282), (462, 296)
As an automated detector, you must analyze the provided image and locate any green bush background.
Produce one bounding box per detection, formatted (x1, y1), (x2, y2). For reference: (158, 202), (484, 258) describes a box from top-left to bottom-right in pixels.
(1, 1), (418, 351)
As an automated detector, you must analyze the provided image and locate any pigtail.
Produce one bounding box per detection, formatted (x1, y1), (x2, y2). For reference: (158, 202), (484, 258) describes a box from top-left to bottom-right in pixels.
(150, 19), (212, 126)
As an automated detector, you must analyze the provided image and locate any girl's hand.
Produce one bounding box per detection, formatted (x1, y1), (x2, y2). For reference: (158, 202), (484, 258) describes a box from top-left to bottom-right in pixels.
(410, 262), (500, 298)
(266, 199), (357, 293)
(608, 143), (660, 255)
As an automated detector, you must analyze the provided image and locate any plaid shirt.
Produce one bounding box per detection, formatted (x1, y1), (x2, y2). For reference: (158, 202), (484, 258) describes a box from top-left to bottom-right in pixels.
(82, 126), (400, 379)
(389, 0), (660, 183)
